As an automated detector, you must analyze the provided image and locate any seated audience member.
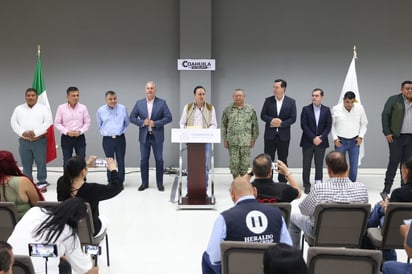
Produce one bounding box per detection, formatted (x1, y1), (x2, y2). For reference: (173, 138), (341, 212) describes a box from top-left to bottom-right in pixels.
(201, 177), (292, 274)
(7, 197), (98, 274)
(369, 157), (412, 228)
(57, 156), (123, 237)
(289, 151), (368, 248)
(0, 150), (44, 219)
(244, 153), (301, 203)
(263, 243), (308, 274)
(382, 224), (412, 274)
(367, 157), (412, 261)
(0, 241), (13, 274)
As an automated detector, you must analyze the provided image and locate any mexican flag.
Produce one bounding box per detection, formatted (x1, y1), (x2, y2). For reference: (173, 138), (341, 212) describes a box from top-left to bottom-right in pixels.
(33, 47), (57, 163)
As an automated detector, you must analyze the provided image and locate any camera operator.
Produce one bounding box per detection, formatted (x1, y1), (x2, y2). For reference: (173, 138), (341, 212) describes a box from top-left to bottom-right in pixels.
(8, 198), (98, 274)
(57, 156), (123, 237)
(243, 153), (301, 203)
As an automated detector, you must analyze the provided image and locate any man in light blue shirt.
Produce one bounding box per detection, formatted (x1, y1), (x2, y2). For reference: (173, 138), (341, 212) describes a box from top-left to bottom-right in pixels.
(97, 90), (129, 183)
(202, 177), (292, 274)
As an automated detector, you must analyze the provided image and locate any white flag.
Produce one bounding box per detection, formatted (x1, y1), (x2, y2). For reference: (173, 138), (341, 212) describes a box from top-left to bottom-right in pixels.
(338, 56), (365, 165)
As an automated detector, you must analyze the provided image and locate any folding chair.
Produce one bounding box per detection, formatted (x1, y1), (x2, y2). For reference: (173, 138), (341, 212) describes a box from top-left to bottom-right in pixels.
(266, 202), (291, 226)
(367, 202), (412, 253)
(0, 201), (18, 241)
(220, 241), (276, 274)
(301, 203), (371, 253)
(307, 247), (382, 274)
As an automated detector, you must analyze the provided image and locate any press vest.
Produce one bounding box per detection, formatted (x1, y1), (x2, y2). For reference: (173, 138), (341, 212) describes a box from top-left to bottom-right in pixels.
(221, 199), (283, 243)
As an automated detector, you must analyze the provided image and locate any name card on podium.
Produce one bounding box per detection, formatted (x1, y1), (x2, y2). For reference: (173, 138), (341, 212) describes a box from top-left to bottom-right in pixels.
(171, 128), (221, 143)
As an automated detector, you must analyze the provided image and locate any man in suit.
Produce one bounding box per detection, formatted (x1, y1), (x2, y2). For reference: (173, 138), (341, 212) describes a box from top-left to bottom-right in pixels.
(300, 88), (332, 194)
(130, 81), (173, 191)
(261, 79), (297, 183)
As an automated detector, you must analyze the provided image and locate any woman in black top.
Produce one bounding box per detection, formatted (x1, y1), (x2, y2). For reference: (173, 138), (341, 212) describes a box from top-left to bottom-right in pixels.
(57, 156), (123, 236)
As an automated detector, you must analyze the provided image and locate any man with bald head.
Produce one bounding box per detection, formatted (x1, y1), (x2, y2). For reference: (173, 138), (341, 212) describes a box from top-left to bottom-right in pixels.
(130, 81), (173, 191)
(201, 177), (292, 274)
(289, 151), (368, 248)
(221, 88), (259, 178)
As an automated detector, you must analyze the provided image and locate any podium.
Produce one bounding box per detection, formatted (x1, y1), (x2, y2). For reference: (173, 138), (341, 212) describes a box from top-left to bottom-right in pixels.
(171, 128), (221, 209)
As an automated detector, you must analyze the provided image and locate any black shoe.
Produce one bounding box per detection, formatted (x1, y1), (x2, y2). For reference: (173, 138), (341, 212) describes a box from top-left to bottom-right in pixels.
(138, 184), (148, 191)
(157, 185), (165, 192)
(304, 187), (311, 194)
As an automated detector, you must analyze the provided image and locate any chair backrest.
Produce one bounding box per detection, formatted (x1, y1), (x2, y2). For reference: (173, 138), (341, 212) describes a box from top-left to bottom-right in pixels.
(78, 202), (99, 245)
(381, 202), (412, 249)
(266, 202), (291, 226)
(12, 255), (35, 274)
(0, 202), (18, 241)
(307, 247), (382, 274)
(37, 201), (99, 245)
(311, 203), (371, 247)
(220, 241), (276, 274)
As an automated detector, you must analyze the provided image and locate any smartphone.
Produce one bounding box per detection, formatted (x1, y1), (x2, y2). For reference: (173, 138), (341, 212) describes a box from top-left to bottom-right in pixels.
(95, 158), (107, 167)
(28, 243), (58, 257)
(85, 245), (101, 255)
(272, 162), (278, 173)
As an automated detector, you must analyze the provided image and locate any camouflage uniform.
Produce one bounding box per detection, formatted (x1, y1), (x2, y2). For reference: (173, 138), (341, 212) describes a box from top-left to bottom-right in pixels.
(221, 103), (259, 178)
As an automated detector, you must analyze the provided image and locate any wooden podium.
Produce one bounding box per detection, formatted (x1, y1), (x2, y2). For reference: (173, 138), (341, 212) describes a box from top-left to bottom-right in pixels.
(171, 128), (220, 209)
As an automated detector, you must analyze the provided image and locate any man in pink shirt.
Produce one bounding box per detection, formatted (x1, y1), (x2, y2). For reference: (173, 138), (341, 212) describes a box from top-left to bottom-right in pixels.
(54, 86), (91, 167)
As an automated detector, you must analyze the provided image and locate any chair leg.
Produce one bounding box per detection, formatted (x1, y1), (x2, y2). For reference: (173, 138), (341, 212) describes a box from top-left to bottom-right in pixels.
(105, 233), (110, 267)
(301, 233), (305, 255)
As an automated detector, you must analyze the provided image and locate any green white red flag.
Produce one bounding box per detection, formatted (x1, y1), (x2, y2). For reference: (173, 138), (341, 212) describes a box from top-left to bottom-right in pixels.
(33, 46), (57, 163)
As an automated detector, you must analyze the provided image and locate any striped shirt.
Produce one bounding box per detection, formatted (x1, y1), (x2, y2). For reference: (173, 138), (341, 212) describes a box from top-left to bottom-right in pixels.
(299, 177), (369, 224)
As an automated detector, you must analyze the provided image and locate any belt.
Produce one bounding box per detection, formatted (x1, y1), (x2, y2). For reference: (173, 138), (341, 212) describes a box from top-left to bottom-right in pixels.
(104, 134), (124, 139)
(21, 133), (46, 142)
(338, 135), (358, 140)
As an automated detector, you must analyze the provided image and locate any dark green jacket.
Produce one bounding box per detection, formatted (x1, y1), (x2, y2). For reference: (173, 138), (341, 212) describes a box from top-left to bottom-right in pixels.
(382, 93), (405, 137)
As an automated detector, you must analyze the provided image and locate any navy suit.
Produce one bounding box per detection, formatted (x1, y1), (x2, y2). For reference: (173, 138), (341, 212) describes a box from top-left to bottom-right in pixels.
(261, 95), (296, 182)
(299, 104), (332, 188)
(130, 97), (172, 187)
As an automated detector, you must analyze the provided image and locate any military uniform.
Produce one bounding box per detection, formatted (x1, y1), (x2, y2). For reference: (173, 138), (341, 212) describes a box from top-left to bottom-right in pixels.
(221, 103), (259, 178)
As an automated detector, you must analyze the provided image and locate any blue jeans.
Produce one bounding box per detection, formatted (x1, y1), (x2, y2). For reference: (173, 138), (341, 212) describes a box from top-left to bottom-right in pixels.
(335, 137), (359, 182)
(368, 202), (385, 228)
(382, 261), (412, 274)
(61, 134), (86, 167)
(201, 252), (221, 274)
(205, 143), (211, 188)
(19, 137), (47, 182)
(289, 212), (315, 249)
(103, 134), (126, 183)
(140, 134), (164, 186)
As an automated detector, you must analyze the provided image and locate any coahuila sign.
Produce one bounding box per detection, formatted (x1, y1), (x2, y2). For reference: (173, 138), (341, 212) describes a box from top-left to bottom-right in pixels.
(177, 59), (216, 71)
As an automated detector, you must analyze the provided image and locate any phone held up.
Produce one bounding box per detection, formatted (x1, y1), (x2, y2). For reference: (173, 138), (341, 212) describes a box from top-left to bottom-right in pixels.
(28, 243), (58, 257)
(95, 158), (107, 167)
(85, 245), (101, 255)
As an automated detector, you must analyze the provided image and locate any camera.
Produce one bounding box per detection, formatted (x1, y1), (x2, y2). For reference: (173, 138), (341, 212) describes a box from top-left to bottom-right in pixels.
(272, 162), (278, 172)
(28, 243), (58, 257)
(85, 245), (101, 255)
(95, 158), (107, 167)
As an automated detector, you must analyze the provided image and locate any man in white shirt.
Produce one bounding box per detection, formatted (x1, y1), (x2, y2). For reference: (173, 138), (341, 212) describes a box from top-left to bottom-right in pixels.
(331, 91), (368, 182)
(10, 88), (52, 190)
(179, 86), (217, 192)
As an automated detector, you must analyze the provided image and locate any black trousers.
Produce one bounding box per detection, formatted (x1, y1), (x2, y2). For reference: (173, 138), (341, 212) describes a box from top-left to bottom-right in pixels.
(302, 145), (326, 188)
(264, 135), (290, 183)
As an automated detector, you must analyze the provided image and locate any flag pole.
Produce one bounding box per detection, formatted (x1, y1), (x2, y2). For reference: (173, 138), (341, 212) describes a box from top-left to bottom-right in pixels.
(353, 45), (357, 60)
(37, 45), (41, 57)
